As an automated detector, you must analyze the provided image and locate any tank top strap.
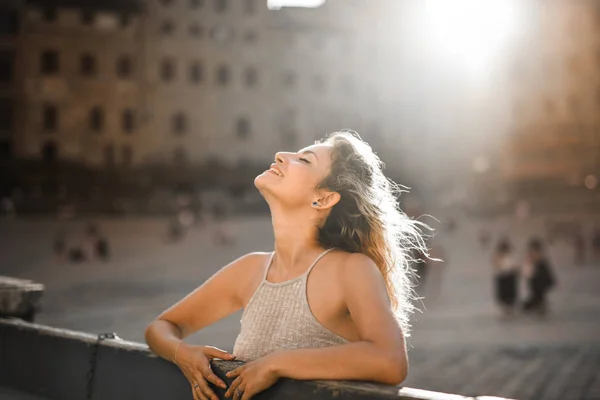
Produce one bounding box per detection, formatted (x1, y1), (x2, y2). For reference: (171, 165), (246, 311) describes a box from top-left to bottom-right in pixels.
(261, 252), (276, 282)
(303, 248), (336, 278)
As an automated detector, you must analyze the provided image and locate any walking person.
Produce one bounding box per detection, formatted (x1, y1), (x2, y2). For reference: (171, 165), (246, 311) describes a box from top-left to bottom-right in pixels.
(145, 131), (430, 400)
(522, 238), (556, 315)
(591, 224), (600, 262)
(491, 238), (519, 316)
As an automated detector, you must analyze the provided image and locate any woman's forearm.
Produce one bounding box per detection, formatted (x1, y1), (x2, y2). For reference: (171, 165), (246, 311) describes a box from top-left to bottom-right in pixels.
(144, 320), (184, 364)
(269, 341), (407, 386)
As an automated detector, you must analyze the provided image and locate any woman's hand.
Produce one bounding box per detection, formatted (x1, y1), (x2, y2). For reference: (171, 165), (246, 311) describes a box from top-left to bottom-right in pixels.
(176, 344), (237, 400)
(224, 355), (280, 400)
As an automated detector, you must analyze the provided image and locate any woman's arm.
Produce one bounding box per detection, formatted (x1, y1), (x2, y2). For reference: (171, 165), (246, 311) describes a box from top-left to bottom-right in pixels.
(144, 252), (265, 362)
(270, 253), (407, 385)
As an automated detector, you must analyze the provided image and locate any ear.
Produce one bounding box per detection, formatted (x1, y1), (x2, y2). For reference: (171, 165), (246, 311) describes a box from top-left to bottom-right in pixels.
(315, 191), (341, 210)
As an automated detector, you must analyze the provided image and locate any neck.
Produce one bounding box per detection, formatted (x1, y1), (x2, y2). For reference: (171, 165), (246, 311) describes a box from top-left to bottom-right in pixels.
(269, 204), (324, 272)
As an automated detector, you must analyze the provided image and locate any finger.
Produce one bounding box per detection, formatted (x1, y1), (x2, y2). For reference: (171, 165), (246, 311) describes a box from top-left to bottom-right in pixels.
(205, 346), (237, 360)
(226, 365), (245, 379)
(233, 384), (246, 400)
(241, 387), (254, 400)
(196, 376), (218, 400)
(225, 376), (241, 398)
(191, 382), (206, 400)
(202, 363), (227, 389)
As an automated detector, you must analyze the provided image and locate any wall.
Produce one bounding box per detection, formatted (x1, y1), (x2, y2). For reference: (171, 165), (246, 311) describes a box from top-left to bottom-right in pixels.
(0, 318), (508, 400)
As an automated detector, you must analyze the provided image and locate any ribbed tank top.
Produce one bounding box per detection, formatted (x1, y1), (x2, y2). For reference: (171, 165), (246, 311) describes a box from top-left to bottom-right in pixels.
(233, 248), (349, 361)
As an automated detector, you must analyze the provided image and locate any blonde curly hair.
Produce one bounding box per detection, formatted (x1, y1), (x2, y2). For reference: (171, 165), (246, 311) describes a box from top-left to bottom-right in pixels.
(316, 130), (431, 336)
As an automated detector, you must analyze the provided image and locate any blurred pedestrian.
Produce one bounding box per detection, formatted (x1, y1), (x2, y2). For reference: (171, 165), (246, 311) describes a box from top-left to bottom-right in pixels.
(211, 201), (234, 246)
(591, 225), (600, 262)
(53, 231), (68, 262)
(167, 217), (184, 243)
(491, 238), (519, 316)
(84, 222), (110, 261)
(573, 232), (585, 266)
(479, 227), (491, 250)
(522, 238), (556, 315)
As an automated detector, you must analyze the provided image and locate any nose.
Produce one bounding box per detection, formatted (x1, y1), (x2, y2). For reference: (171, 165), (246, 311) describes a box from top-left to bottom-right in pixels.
(275, 152), (289, 164)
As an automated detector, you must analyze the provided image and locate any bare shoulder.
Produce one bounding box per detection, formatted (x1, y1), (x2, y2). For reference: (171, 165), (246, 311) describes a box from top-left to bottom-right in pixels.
(337, 252), (382, 278)
(334, 251), (388, 296)
(221, 251), (270, 277)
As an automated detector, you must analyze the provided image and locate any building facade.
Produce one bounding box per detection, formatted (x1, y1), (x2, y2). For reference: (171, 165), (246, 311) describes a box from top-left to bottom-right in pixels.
(7, 0), (388, 169)
(11, 0), (144, 168)
(499, 0), (600, 193)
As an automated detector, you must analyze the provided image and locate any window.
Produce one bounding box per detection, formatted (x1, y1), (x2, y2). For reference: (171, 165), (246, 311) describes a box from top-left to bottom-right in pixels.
(190, 61), (203, 83)
(215, 0), (228, 13)
(104, 144), (115, 167)
(81, 10), (95, 25)
(172, 112), (187, 135)
(119, 14), (131, 28)
(282, 71), (296, 87)
(244, 68), (257, 87)
(190, 0), (204, 8)
(216, 65), (230, 86)
(42, 7), (57, 22)
(122, 109), (135, 133)
(243, 30), (257, 43)
(161, 20), (175, 35)
(0, 140), (11, 159)
(116, 55), (133, 78)
(42, 141), (58, 163)
(43, 104), (57, 131)
(0, 97), (12, 130)
(209, 26), (233, 43)
(173, 147), (187, 164)
(80, 53), (97, 77)
(0, 50), (14, 82)
(161, 58), (176, 81)
(41, 50), (59, 75)
(89, 106), (104, 132)
(236, 117), (250, 139)
(122, 145), (133, 166)
(189, 23), (204, 37)
(244, 0), (255, 14)
(0, 8), (19, 34)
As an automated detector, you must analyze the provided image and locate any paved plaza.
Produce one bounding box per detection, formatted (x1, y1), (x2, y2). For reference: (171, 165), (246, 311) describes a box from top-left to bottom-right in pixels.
(1, 214), (599, 399)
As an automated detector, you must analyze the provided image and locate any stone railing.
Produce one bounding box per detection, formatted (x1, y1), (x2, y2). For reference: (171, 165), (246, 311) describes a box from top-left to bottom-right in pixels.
(0, 276), (45, 322)
(0, 318), (511, 400)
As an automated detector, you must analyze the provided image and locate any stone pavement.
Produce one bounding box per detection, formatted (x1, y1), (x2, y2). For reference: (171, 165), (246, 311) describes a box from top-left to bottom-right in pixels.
(404, 345), (600, 400)
(1, 215), (599, 399)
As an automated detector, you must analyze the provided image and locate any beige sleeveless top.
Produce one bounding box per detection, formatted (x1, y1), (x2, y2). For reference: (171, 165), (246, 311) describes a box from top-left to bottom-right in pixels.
(233, 248), (349, 361)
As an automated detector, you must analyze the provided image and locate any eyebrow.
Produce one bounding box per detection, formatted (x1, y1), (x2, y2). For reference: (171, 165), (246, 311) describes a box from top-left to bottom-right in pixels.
(301, 150), (318, 161)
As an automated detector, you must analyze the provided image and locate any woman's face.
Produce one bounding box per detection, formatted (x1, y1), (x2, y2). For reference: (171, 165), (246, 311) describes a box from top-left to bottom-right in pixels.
(254, 143), (334, 208)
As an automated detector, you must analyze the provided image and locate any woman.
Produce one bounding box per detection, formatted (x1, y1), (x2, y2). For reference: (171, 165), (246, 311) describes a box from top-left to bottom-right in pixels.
(522, 238), (556, 315)
(491, 238), (519, 315)
(145, 131), (429, 400)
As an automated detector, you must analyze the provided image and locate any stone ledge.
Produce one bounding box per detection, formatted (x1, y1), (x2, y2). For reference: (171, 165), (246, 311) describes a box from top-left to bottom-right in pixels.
(0, 318), (512, 400)
(0, 276), (45, 321)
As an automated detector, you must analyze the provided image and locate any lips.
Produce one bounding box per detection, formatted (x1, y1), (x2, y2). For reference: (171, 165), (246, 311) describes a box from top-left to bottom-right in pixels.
(268, 164), (283, 177)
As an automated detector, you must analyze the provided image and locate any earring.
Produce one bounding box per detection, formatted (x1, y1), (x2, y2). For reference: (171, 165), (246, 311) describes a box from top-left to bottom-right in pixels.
(311, 201), (319, 208)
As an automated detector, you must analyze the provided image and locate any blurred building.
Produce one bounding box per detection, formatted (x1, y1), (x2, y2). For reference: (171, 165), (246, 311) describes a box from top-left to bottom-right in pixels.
(0, 3), (19, 160)
(498, 1), (600, 204)
(139, 0), (386, 167)
(9, 0), (144, 168)
(4, 0), (391, 169)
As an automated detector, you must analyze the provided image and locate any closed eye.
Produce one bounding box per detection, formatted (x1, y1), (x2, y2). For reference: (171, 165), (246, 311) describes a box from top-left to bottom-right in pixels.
(299, 157), (311, 164)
